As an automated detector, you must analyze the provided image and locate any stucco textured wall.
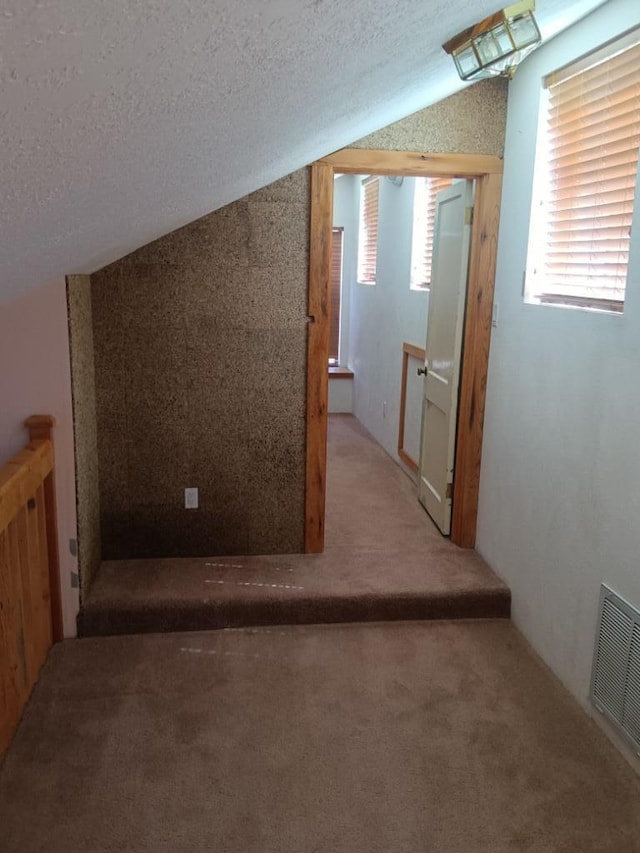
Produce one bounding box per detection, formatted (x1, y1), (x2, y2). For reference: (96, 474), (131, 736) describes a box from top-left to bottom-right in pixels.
(353, 79), (507, 155)
(66, 275), (101, 595)
(91, 171), (309, 559)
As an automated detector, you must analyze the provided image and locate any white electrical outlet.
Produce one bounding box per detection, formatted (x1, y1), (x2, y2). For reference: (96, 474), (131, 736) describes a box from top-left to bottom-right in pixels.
(184, 488), (198, 509)
(492, 302), (499, 328)
(383, 401), (387, 418)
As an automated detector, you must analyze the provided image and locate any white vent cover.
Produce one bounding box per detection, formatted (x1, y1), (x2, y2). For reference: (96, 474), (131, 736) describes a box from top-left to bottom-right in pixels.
(590, 584), (640, 753)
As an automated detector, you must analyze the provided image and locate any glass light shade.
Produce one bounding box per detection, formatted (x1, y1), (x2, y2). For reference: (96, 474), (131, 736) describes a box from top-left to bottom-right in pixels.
(474, 45), (539, 78)
(493, 23), (516, 54)
(475, 30), (505, 64)
(508, 11), (541, 48)
(454, 44), (481, 78)
(450, 9), (541, 81)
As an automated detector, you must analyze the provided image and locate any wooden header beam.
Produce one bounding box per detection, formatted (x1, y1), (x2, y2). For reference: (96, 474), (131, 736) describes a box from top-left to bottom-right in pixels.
(319, 149), (504, 177)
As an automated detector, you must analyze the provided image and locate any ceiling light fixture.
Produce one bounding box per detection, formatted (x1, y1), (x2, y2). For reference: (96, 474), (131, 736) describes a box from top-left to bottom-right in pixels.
(443, 0), (541, 82)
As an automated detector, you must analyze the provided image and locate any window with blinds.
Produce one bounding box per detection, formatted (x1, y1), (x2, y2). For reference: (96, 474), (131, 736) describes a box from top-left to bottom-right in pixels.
(525, 31), (640, 312)
(357, 177), (379, 285)
(410, 176), (454, 290)
(329, 227), (343, 363)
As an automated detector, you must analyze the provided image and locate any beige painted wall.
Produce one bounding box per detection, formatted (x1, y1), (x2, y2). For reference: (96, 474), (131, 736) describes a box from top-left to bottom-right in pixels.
(0, 278), (79, 636)
(81, 79), (507, 565)
(66, 275), (101, 596)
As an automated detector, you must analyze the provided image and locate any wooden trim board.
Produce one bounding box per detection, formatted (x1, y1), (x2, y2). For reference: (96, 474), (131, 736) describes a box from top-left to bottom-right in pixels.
(305, 148), (503, 551)
(398, 342), (426, 476)
(320, 149), (504, 177)
(305, 163), (334, 554)
(328, 366), (354, 379)
(451, 171), (503, 547)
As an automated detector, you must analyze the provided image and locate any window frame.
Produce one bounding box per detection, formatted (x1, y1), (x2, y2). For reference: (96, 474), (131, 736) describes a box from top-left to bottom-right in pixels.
(328, 226), (344, 364)
(410, 176), (454, 291)
(524, 29), (640, 315)
(357, 176), (379, 286)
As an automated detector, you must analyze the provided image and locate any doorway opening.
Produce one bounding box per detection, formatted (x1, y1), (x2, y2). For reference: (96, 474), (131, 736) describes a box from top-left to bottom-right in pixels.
(328, 171), (470, 538)
(305, 149), (503, 554)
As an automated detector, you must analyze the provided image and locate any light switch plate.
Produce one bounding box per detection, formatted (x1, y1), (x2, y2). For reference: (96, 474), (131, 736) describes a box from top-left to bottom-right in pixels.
(185, 487), (199, 509)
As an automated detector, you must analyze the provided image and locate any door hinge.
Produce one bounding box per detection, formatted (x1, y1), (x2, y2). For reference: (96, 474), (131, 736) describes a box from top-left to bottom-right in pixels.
(465, 206), (474, 226)
(446, 482), (454, 500)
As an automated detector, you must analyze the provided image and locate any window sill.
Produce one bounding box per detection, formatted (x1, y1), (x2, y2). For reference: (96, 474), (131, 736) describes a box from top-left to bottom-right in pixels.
(539, 294), (623, 313)
(526, 294), (624, 315)
(328, 366), (354, 379)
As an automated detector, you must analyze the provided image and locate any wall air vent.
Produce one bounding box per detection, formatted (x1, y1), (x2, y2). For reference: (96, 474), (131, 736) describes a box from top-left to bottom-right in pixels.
(590, 584), (640, 754)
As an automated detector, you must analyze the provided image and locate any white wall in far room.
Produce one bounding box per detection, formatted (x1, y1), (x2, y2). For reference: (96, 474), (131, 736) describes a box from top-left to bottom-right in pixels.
(335, 173), (429, 474)
(476, 0), (640, 769)
(328, 377), (354, 414)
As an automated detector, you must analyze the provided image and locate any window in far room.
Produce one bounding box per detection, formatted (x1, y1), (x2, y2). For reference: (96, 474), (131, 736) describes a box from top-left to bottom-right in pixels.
(357, 176), (379, 285)
(410, 176), (454, 290)
(328, 227), (343, 364)
(525, 31), (640, 313)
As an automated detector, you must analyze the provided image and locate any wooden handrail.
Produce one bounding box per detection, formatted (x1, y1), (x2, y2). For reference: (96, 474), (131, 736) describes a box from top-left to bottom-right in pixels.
(0, 415), (62, 755)
(0, 440), (54, 531)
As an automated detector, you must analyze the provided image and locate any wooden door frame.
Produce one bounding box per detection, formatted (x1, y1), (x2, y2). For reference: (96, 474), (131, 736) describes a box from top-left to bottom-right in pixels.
(305, 149), (503, 552)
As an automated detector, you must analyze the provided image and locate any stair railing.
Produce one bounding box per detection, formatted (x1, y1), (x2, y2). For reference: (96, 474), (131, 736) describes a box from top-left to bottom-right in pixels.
(0, 415), (63, 754)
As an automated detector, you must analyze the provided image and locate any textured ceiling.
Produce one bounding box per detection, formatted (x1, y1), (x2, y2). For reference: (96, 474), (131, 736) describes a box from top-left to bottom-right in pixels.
(0, 0), (606, 303)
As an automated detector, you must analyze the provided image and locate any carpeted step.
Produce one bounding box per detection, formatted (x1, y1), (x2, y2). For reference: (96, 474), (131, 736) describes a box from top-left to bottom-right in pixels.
(77, 555), (510, 637)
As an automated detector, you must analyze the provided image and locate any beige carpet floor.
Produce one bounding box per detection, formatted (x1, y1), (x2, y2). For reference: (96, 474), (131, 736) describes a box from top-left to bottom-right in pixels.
(79, 416), (509, 635)
(1, 620), (639, 852)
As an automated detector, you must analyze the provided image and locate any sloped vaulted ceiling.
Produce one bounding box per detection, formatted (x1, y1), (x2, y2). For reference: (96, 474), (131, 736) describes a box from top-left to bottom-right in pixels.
(0, 0), (606, 303)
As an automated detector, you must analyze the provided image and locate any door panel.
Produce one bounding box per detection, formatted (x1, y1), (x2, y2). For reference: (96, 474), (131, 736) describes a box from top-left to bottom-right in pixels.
(418, 180), (474, 535)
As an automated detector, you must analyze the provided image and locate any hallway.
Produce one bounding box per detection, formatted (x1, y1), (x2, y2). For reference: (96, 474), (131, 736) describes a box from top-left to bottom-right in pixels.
(79, 415), (509, 636)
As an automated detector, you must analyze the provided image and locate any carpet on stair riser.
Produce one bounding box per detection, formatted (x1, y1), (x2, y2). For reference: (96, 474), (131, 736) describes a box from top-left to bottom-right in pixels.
(78, 589), (510, 636)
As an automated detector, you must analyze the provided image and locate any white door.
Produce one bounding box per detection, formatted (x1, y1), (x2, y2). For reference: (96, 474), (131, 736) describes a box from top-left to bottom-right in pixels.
(417, 180), (474, 535)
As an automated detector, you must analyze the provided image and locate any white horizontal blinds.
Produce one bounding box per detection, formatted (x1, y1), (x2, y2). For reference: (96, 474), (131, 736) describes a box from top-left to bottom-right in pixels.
(411, 176), (453, 289)
(541, 39), (640, 305)
(357, 177), (379, 284)
(329, 227), (343, 362)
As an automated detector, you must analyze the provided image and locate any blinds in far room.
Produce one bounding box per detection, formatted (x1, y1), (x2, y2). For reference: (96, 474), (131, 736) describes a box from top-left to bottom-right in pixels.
(411, 176), (454, 289)
(329, 227), (343, 362)
(538, 38), (640, 307)
(357, 176), (379, 284)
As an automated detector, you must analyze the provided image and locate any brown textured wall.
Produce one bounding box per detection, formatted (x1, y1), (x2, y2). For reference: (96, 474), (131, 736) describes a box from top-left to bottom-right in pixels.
(89, 80), (507, 562)
(91, 171), (309, 559)
(66, 275), (101, 595)
(353, 79), (508, 155)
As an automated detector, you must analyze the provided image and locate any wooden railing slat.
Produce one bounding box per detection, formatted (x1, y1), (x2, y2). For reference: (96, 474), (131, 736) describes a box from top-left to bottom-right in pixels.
(0, 526), (25, 752)
(15, 507), (37, 688)
(34, 484), (53, 659)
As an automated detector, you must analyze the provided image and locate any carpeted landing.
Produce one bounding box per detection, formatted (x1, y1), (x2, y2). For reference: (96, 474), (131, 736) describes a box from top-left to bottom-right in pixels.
(79, 416), (509, 636)
(1, 620), (639, 852)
